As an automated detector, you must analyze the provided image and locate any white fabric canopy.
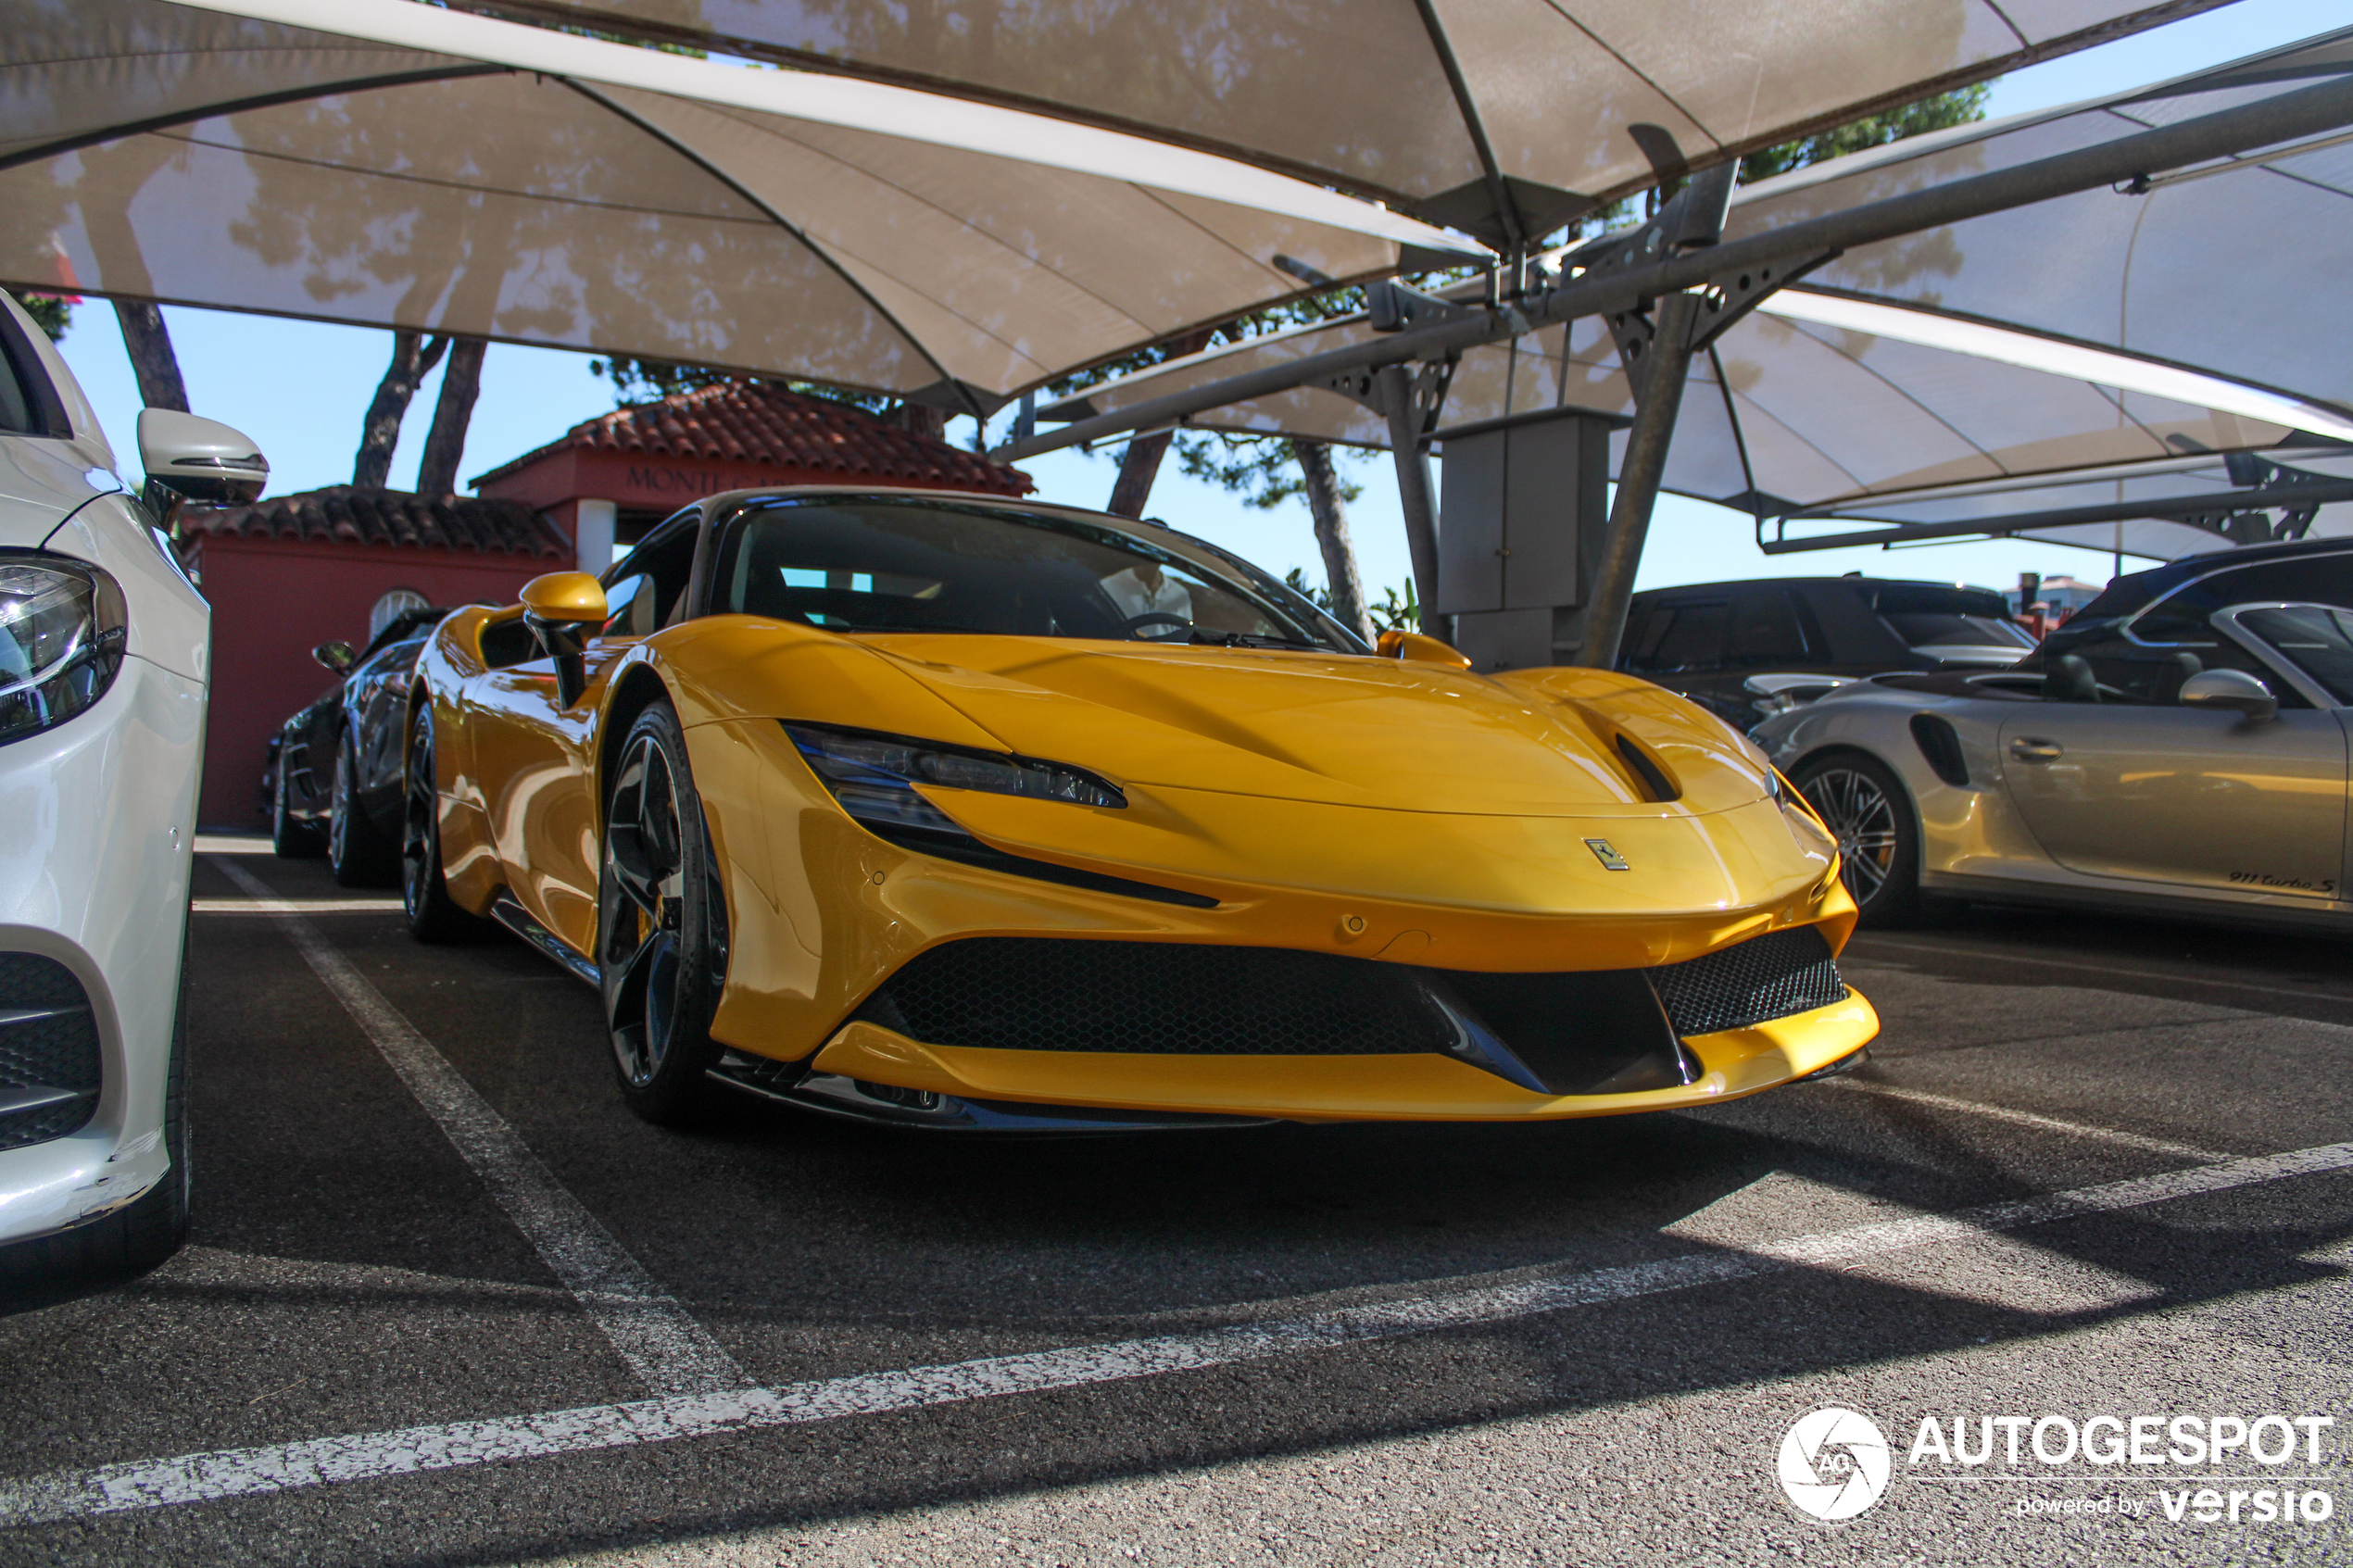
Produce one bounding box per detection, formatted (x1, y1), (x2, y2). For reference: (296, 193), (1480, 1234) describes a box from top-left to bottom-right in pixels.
(455, 0), (2212, 249)
(1040, 29), (2353, 560)
(0, 0), (1477, 410)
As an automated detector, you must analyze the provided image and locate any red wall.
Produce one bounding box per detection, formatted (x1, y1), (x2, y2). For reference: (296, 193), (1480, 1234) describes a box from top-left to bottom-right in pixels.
(189, 534), (559, 829)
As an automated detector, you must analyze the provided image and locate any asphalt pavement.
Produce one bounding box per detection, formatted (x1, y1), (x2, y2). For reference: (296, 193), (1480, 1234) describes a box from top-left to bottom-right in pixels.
(0, 839), (2346, 1566)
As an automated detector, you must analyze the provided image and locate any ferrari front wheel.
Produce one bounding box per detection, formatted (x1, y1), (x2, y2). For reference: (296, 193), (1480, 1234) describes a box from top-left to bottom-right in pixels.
(401, 708), (494, 944)
(1793, 751), (1922, 928)
(598, 699), (726, 1126)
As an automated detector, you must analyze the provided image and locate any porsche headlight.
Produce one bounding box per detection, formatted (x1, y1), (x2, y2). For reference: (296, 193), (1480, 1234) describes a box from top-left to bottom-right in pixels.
(0, 557), (127, 746)
(784, 723), (1125, 839)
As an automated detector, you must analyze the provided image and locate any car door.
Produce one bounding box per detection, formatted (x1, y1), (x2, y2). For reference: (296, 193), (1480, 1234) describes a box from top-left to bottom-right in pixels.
(467, 520), (701, 954)
(1622, 596), (1730, 713)
(1997, 627), (2347, 898)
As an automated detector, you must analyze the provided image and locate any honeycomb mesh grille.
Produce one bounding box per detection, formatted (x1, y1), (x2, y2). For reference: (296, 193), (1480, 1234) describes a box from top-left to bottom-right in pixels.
(868, 938), (1450, 1056)
(1647, 927), (1847, 1038)
(0, 952), (100, 1152)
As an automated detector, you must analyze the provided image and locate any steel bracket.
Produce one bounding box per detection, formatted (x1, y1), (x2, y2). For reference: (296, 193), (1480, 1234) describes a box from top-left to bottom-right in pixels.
(1321, 357), (1456, 444)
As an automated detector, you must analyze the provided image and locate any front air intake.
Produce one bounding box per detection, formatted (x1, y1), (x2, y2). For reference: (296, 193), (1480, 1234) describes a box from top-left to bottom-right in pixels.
(1646, 926), (1848, 1037)
(0, 953), (101, 1151)
(855, 926), (1848, 1097)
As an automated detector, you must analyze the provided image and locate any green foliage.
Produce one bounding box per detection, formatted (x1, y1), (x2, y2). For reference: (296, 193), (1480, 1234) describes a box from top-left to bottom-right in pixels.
(1176, 433), (1367, 512)
(1365, 578), (1419, 634)
(585, 354), (887, 412)
(1738, 86), (1992, 184)
(1284, 567), (1418, 633)
(6, 289), (69, 342)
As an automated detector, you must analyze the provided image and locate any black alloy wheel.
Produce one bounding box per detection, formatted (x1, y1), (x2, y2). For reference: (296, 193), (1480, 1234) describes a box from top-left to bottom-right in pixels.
(1793, 751), (1923, 928)
(401, 707), (493, 943)
(598, 699), (727, 1125)
(271, 755), (322, 859)
(328, 733), (397, 886)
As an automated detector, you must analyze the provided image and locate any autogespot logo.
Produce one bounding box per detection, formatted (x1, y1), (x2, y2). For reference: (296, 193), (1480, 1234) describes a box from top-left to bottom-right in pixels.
(1780, 1407), (1894, 1521)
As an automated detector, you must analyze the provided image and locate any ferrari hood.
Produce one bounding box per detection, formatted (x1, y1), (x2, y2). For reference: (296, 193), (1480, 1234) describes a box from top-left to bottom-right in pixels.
(847, 634), (1760, 818)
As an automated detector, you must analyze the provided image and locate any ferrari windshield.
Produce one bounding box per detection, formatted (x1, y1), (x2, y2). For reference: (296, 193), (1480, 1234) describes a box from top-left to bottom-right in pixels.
(713, 496), (1346, 649)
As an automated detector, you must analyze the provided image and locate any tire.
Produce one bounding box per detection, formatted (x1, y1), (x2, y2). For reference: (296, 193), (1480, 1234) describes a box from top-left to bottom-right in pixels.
(1793, 751), (1925, 928)
(598, 699), (728, 1126)
(271, 754), (323, 859)
(328, 733), (398, 887)
(401, 707), (497, 944)
(0, 937), (191, 1285)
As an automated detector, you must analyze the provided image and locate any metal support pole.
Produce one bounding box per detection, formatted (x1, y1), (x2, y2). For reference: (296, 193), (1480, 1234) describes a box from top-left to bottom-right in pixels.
(1375, 364), (1446, 637)
(1575, 291), (1703, 670)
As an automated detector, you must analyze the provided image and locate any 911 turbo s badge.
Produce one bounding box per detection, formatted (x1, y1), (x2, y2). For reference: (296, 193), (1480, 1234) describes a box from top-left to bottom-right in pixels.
(1584, 837), (1630, 872)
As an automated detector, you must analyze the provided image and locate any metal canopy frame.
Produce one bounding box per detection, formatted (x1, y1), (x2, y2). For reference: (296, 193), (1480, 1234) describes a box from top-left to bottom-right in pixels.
(993, 73), (2353, 659)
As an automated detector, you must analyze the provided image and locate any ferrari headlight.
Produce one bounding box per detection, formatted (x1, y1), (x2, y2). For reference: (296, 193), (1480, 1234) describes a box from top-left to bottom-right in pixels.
(1768, 766), (1835, 853)
(0, 557), (127, 746)
(785, 723), (1126, 838)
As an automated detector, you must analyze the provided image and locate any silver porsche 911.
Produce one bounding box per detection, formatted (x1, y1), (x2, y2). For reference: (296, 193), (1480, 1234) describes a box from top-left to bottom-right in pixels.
(1752, 537), (2353, 933)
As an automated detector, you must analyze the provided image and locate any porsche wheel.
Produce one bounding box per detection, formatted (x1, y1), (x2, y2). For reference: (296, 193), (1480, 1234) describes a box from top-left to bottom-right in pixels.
(1793, 752), (1921, 928)
(401, 708), (494, 943)
(328, 734), (396, 887)
(598, 700), (727, 1125)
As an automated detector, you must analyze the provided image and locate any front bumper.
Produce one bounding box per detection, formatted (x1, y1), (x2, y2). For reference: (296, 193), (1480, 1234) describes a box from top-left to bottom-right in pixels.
(799, 991), (1879, 1123)
(0, 656), (203, 1244)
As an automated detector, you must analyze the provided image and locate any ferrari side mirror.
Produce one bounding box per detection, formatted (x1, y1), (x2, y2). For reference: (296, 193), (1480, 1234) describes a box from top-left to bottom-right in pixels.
(1377, 629), (1473, 669)
(312, 640), (357, 673)
(2180, 667), (2278, 722)
(520, 571), (609, 708)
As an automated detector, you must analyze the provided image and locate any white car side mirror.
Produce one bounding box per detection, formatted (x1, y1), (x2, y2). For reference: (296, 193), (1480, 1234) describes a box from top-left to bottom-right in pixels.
(2180, 667), (2278, 722)
(136, 408), (269, 514)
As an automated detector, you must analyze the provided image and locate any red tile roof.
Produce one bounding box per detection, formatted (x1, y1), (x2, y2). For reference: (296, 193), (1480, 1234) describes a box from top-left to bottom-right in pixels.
(473, 383), (1032, 495)
(181, 486), (571, 558)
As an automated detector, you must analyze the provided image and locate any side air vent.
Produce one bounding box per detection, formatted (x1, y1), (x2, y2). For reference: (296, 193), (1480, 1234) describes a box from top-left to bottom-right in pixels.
(1908, 713), (1970, 787)
(0, 953), (101, 1152)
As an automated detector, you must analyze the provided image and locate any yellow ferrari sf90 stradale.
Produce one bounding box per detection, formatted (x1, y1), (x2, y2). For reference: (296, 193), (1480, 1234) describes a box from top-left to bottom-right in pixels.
(401, 487), (1875, 1131)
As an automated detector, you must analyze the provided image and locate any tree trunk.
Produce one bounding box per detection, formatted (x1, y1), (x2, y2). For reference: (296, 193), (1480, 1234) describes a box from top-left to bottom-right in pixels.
(1292, 438), (1375, 643)
(113, 301), (187, 412)
(891, 401), (949, 442)
(415, 337), (487, 496)
(353, 331), (448, 488)
(1105, 329), (1214, 518)
(1106, 429), (1177, 519)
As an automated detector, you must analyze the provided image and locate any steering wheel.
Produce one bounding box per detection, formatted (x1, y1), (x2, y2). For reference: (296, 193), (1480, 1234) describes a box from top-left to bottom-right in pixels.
(1123, 612), (1192, 641)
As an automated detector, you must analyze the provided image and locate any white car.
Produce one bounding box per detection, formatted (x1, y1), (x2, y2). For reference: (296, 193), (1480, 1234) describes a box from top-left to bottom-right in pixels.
(0, 292), (265, 1275)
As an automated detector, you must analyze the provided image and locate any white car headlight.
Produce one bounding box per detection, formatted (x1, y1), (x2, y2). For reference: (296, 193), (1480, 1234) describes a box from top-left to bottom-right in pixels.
(0, 556), (127, 746)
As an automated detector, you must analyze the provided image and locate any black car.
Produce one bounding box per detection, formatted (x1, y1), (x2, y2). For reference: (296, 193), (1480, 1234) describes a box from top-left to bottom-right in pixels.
(1618, 574), (2034, 725)
(264, 607), (453, 882)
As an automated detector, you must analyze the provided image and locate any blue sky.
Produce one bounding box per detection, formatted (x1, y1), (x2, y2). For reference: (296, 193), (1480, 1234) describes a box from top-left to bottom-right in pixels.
(45, 0), (2342, 603)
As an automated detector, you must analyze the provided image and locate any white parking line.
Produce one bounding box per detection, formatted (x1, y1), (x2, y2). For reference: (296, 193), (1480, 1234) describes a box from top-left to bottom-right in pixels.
(208, 859), (748, 1400)
(6, 1134), (2347, 1524)
(1850, 935), (2353, 1011)
(1827, 1079), (2230, 1162)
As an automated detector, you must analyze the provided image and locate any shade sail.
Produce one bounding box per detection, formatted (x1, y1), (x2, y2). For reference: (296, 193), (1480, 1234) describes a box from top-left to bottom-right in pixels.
(1040, 29), (2353, 560)
(456, 0), (2215, 247)
(0, 0), (1475, 410)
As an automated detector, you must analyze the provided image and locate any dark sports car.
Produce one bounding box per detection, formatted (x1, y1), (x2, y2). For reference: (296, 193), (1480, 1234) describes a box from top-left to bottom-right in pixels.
(265, 607), (452, 881)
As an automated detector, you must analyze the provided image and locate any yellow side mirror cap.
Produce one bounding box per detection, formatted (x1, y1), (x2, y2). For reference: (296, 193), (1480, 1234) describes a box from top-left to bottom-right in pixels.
(519, 571), (608, 626)
(1378, 629), (1472, 669)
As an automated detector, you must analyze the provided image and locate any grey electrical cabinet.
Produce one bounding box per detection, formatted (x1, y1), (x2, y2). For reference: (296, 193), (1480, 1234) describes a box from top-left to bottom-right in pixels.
(1435, 409), (1613, 671)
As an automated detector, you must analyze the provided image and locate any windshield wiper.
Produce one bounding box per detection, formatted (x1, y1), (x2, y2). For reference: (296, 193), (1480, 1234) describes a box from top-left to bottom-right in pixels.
(1176, 629), (1323, 650)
